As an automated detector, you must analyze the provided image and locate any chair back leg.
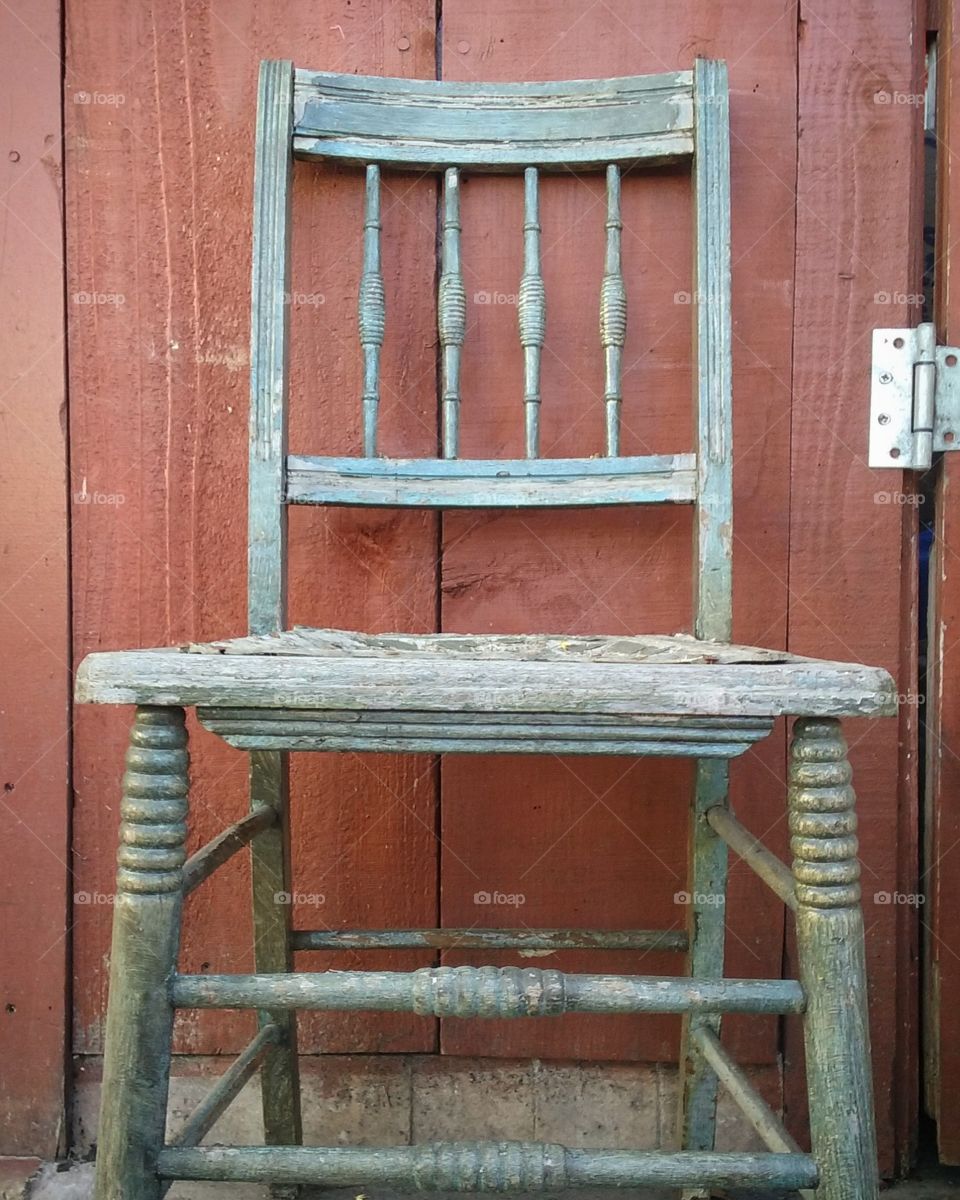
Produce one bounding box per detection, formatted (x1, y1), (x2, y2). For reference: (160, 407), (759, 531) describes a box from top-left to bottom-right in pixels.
(249, 749), (303, 1197)
(678, 759), (730, 1162)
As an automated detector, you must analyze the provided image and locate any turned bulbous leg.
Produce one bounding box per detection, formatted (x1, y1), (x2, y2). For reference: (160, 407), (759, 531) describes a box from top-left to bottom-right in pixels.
(94, 707), (188, 1200)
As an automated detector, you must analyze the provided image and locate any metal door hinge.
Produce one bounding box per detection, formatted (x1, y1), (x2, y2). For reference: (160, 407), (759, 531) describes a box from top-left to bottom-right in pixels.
(870, 323), (960, 469)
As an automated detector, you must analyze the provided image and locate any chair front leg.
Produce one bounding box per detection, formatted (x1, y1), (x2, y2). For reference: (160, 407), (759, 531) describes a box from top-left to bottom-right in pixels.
(788, 717), (879, 1200)
(94, 707), (189, 1200)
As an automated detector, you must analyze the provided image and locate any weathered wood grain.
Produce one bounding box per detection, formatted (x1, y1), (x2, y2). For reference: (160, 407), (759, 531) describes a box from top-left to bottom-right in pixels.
(197, 708), (774, 757)
(283, 7), (441, 1057)
(248, 58), (293, 638)
(289, 927), (689, 952)
(683, 68), (734, 1131)
(201, 733), (769, 760)
(705, 805), (797, 911)
(358, 163), (384, 456)
(691, 1025), (804, 1158)
(436, 0), (797, 1068)
(76, 647), (896, 717)
(197, 705), (774, 758)
(787, 0), (922, 1169)
(440, 168), (466, 458)
(692, 58), (732, 645)
(158, 1144), (818, 1191)
(246, 60), (303, 1160)
(600, 164), (626, 456)
(678, 759), (728, 1153)
(67, 0), (440, 1062)
(292, 70), (695, 169)
(169, 1023), (280, 1152)
(519, 167), (545, 456)
(926, 0), (960, 1162)
(0, 0), (69, 1155)
(184, 625), (790, 663)
(789, 719), (878, 1200)
(203, 709), (774, 728)
(172, 968), (805, 1016)
(246, 747), (302, 1159)
(93, 709), (189, 1200)
(69, 18), (911, 1195)
(286, 452), (698, 507)
(182, 805), (277, 895)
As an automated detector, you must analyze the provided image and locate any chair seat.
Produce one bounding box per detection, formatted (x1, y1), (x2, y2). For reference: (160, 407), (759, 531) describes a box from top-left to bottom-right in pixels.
(76, 627), (895, 758)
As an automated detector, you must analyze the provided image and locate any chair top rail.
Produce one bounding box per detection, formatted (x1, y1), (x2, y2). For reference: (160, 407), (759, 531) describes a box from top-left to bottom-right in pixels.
(292, 68), (695, 170)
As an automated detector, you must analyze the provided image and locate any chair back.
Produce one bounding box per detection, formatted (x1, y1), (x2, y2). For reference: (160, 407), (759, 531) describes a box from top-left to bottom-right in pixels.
(248, 60), (732, 641)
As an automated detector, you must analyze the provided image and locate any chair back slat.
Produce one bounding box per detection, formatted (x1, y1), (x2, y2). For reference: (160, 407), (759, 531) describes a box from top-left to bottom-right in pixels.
(358, 164), (385, 456)
(518, 167), (545, 458)
(600, 164), (627, 457)
(286, 453), (697, 508)
(439, 168), (466, 459)
(292, 71), (695, 171)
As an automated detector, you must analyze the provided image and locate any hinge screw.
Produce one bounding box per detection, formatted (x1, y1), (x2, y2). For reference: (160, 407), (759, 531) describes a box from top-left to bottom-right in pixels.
(878, 413), (891, 425)
(879, 372), (894, 384)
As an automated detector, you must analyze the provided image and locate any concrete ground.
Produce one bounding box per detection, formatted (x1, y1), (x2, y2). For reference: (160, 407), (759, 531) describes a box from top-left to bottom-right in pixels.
(3, 1074), (958, 1200)
(2, 1154), (959, 1200)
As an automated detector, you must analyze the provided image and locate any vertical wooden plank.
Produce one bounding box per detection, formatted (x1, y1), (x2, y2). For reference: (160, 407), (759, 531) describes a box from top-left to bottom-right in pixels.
(788, 0), (922, 1174)
(927, 0), (960, 1162)
(67, 0), (439, 1067)
(287, 18), (440, 1050)
(438, 3), (798, 1068)
(0, 0), (69, 1156)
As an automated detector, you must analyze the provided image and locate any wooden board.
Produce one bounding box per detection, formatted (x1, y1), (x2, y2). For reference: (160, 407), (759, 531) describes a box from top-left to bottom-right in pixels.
(436, 2), (798, 1066)
(926, 0), (960, 1164)
(67, 0), (439, 1058)
(786, 0), (923, 1175)
(0, 0), (69, 1156)
(292, 68), (697, 170)
(76, 643), (895, 718)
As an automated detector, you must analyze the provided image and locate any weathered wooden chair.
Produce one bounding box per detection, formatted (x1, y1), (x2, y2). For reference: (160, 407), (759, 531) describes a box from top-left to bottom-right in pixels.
(78, 59), (894, 1199)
